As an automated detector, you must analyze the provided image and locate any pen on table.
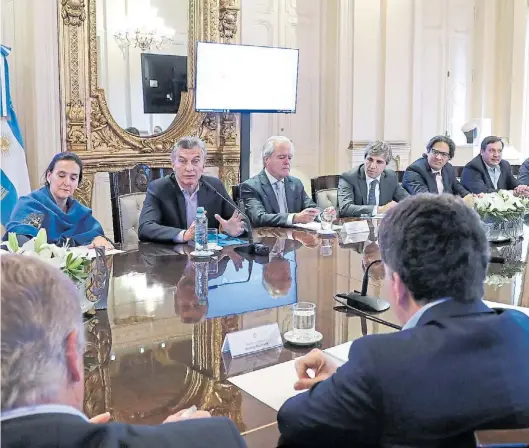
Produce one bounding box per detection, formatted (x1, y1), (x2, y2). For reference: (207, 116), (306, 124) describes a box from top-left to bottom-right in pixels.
(181, 405), (197, 418)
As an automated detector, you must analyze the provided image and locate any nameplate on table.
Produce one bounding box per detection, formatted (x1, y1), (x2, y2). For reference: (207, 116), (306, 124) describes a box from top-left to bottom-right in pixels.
(343, 220), (370, 234)
(221, 323), (283, 358)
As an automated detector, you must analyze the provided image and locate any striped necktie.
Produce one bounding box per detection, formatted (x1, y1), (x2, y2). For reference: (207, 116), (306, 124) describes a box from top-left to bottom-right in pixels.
(368, 180), (378, 205)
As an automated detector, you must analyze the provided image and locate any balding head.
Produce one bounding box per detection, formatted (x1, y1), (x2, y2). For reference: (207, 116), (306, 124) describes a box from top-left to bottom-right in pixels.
(1, 254), (85, 411)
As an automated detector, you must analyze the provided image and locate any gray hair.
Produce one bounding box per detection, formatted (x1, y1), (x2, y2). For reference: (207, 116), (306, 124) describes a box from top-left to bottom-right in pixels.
(170, 136), (207, 162)
(1, 254), (85, 410)
(378, 194), (489, 304)
(364, 140), (393, 164)
(261, 136), (295, 164)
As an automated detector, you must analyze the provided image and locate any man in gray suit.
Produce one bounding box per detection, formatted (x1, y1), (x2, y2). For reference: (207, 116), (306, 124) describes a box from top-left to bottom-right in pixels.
(241, 136), (322, 227)
(338, 141), (408, 217)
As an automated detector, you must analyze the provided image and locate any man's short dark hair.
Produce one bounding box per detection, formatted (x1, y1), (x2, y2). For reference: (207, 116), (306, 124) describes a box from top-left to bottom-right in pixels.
(426, 135), (455, 159)
(378, 194), (489, 303)
(480, 136), (504, 153)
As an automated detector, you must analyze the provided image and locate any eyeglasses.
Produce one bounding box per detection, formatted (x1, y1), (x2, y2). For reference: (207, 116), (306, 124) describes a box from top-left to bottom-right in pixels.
(431, 149), (450, 159)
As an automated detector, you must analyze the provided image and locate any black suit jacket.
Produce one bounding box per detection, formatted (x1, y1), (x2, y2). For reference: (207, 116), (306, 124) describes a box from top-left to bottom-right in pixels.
(277, 300), (529, 448)
(402, 156), (470, 197)
(1, 413), (247, 448)
(241, 170), (317, 227)
(338, 165), (408, 217)
(461, 155), (519, 194)
(138, 174), (234, 244)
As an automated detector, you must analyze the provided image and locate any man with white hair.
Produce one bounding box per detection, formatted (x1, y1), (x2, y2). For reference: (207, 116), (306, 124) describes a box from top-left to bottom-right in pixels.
(241, 136), (321, 227)
(0, 254), (247, 448)
(139, 136), (244, 243)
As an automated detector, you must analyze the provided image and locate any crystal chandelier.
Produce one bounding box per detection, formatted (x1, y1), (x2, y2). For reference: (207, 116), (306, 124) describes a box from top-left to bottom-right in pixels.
(114, 6), (175, 52)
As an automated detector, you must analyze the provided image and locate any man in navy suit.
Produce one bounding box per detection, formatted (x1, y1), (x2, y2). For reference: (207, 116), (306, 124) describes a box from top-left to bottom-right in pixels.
(241, 136), (325, 227)
(461, 135), (529, 196)
(338, 140), (408, 217)
(277, 194), (529, 447)
(402, 135), (470, 197)
(0, 254), (247, 448)
(139, 136), (245, 244)
(517, 157), (529, 185)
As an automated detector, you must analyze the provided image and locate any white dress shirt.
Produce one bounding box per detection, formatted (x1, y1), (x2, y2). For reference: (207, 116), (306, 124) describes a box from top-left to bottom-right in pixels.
(431, 169), (444, 194)
(366, 175), (381, 216)
(265, 169), (295, 226)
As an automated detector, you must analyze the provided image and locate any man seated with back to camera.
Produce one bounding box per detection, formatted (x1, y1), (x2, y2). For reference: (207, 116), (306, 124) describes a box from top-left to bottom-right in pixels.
(138, 136), (244, 244)
(277, 194), (529, 448)
(338, 140), (408, 217)
(0, 254), (247, 448)
(402, 135), (471, 197)
(461, 135), (529, 196)
(241, 136), (331, 227)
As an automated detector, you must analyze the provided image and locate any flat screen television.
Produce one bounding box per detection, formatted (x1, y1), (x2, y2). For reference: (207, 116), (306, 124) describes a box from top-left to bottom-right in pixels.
(141, 53), (187, 114)
(195, 42), (299, 113)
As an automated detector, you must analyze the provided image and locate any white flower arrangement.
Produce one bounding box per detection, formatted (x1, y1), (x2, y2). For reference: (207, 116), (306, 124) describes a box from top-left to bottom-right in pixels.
(471, 190), (529, 222)
(1, 229), (91, 282)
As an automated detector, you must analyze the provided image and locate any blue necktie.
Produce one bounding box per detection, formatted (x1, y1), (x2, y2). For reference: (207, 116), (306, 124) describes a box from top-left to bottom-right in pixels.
(368, 180), (378, 205)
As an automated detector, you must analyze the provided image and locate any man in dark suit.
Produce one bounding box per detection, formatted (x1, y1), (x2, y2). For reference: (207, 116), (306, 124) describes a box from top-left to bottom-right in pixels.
(461, 135), (529, 196)
(241, 136), (322, 227)
(519, 158), (529, 185)
(338, 140), (408, 217)
(0, 254), (247, 448)
(138, 136), (244, 244)
(402, 135), (470, 197)
(277, 194), (529, 448)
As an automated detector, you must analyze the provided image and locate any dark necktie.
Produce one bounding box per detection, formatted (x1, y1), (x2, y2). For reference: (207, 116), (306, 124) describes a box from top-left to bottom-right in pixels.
(368, 180), (378, 205)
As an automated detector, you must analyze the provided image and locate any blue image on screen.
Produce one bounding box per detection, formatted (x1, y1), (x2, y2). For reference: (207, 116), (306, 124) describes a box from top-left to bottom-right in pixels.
(205, 251), (297, 319)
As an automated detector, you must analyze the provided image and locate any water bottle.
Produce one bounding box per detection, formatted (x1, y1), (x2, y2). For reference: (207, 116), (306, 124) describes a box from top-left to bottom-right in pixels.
(194, 207), (208, 253)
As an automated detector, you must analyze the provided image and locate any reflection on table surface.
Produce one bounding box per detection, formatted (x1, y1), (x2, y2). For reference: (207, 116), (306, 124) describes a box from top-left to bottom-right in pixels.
(84, 223), (529, 444)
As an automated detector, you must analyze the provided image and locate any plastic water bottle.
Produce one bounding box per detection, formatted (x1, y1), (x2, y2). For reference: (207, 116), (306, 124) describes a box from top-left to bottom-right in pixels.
(194, 207), (208, 253)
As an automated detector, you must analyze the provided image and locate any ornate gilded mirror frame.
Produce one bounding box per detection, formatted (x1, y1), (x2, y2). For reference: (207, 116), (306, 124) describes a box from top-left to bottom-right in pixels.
(58, 0), (241, 207)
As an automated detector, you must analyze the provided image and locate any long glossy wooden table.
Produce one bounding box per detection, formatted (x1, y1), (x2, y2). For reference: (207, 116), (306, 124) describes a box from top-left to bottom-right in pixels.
(83, 223), (529, 447)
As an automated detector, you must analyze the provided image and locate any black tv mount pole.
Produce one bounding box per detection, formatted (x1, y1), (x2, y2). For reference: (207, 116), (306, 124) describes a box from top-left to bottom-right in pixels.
(240, 112), (251, 182)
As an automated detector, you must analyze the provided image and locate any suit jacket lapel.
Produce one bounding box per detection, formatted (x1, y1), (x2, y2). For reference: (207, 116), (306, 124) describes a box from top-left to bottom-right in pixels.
(378, 172), (391, 204)
(285, 177), (296, 212)
(479, 157), (494, 189)
(260, 171), (280, 213)
(358, 167), (368, 205)
(441, 169), (451, 193)
(170, 174), (187, 227)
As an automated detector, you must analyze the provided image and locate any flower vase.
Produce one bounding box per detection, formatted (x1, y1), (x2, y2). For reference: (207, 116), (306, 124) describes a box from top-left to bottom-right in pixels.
(481, 217), (523, 243)
(78, 246), (110, 314)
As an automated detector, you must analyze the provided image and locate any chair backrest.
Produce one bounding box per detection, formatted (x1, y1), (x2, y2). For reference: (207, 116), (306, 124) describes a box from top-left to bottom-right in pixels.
(109, 164), (173, 246)
(311, 175), (340, 209)
(231, 184), (243, 209)
(475, 428), (529, 447)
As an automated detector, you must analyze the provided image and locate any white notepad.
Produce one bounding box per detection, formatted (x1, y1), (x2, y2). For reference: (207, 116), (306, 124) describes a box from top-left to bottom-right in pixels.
(293, 222), (343, 232)
(228, 342), (352, 411)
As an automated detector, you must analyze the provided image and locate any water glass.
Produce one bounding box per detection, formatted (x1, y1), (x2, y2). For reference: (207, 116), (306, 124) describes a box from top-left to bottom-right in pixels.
(292, 302), (316, 341)
(320, 208), (335, 232)
(207, 228), (219, 249)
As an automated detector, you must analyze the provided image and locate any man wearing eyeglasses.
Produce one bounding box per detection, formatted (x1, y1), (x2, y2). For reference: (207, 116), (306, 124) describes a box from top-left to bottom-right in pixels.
(461, 136), (529, 196)
(402, 135), (470, 197)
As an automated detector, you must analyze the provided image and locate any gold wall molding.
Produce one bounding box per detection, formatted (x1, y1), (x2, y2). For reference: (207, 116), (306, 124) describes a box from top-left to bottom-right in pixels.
(59, 0), (242, 207)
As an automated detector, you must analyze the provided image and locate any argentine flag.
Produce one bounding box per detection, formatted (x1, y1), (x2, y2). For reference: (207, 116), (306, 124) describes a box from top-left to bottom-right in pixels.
(1, 44), (30, 227)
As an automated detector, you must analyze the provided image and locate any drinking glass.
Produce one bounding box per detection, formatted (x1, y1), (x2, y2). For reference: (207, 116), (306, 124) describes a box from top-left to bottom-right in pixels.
(320, 207), (335, 232)
(292, 302), (316, 341)
(207, 228), (219, 249)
